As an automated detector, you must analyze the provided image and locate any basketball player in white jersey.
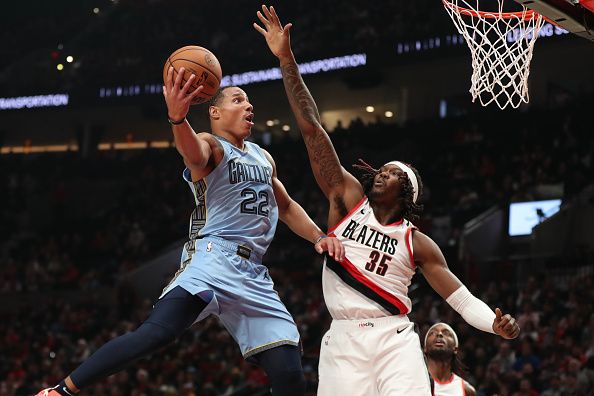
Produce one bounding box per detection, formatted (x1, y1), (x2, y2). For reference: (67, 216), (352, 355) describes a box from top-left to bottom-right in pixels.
(425, 323), (477, 396)
(254, 5), (520, 395)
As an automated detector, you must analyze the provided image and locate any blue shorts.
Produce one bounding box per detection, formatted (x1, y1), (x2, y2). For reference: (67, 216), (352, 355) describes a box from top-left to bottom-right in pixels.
(160, 236), (300, 358)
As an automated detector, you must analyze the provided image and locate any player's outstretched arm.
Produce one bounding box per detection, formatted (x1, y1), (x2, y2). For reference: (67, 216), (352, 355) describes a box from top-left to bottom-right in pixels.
(163, 66), (213, 173)
(414, 231), (520, 339)
(253, 5), (362, 204)
(263, 150), (345, 261)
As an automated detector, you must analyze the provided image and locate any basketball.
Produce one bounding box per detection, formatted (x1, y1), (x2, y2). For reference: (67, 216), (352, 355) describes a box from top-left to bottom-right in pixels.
(163, 46), (223, 104)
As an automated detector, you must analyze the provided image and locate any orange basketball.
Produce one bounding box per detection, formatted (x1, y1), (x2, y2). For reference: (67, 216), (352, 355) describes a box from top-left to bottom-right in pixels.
(163, 46), (223, 105)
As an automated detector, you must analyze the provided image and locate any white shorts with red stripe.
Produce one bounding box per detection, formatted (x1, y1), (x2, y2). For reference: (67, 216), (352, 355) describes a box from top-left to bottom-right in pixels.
(318, 315), (432, 395)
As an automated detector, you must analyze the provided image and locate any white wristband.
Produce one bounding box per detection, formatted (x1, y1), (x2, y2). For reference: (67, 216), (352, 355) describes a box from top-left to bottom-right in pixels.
(446, 285), (496, 334)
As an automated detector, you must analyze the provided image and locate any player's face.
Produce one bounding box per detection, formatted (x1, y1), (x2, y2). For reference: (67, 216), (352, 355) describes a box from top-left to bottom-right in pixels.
(214, 87), (254, 138)
(425, 324), (457, 355)
(369, 164), (405, 200)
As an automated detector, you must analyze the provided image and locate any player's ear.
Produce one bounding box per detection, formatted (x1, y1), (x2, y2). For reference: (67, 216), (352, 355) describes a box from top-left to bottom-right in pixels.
(209, 105), (220, 120)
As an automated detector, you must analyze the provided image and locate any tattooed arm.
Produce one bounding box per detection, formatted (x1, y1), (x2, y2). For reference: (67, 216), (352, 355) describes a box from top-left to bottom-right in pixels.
(254, 5), (363, 215)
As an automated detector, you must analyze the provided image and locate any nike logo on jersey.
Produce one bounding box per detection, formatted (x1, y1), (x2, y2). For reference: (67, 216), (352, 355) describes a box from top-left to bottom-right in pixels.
(341, 219), (398, 255)
(396, 327), (406, 334)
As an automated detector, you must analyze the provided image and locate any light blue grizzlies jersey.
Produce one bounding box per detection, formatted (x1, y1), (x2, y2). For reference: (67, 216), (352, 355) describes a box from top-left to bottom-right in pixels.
(183, 136), (278, 256)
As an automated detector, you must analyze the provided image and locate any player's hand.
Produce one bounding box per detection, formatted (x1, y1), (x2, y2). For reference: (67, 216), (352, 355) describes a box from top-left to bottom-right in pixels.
(492, 308), (520, 339)
(315, 236), (345, 262)
(162, 66), (204, 121)
(253, 5), (293, 59)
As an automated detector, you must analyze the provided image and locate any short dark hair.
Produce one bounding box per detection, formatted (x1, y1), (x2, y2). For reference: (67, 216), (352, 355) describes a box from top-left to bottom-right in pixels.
(208, 86), (233, 107)
(353, 159), (424, 222)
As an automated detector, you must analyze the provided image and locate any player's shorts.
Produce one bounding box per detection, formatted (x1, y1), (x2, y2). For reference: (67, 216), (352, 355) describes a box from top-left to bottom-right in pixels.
(160, 236), (300, 359)
(318, 315), (432, 396)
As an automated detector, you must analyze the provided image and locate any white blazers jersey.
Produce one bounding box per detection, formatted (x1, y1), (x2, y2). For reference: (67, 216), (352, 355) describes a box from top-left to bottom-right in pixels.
(324, 197), (417, 319)
(434, 374), (468, 396)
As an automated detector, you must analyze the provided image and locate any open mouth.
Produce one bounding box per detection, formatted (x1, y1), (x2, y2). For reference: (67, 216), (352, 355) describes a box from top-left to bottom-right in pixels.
(245, 113), (254, 125)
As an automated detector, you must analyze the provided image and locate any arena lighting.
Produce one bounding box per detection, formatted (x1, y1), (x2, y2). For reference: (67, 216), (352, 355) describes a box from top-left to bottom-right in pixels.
(56, 64), (64, 71)
(365, 106), (374, 113)
(0, 144), (78, 154)
(266, 120), (274, 127)
(66, 56), (74, 63)
(282, 125), (290, 131)
(93, 7), (100, 14)
(394, 23), (567, 54)
(0, 94), (69, 110)
(385, 111), (394, 118)
(98, 53), (367, 98)
(96, 141), (173, 151)
(506, 23), (568, 43)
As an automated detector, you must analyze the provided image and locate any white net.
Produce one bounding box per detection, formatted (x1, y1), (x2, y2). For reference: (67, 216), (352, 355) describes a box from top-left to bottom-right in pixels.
(442, 0), (545, 109)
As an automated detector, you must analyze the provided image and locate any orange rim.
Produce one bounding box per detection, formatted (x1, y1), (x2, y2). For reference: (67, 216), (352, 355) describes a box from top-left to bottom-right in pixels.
(442, 0), (540, 20)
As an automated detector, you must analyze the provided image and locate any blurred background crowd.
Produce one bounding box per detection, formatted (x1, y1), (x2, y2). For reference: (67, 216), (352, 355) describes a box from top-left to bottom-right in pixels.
(1, 0), (594, 395)
(1, 0), (449, 95)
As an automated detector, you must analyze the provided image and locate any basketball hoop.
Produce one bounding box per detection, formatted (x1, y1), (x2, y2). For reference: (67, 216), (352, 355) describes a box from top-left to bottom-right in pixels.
(442, 0), (545, 109)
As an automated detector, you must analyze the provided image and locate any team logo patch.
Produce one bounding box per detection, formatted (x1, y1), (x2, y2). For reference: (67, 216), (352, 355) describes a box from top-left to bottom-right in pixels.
(206, 241), (213, 252)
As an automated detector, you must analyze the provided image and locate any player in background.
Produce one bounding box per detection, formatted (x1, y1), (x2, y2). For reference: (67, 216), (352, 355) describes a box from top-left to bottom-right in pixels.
(35, 64), (344, 396)
(254, 5), (520, 395)
(425, 322), (477, 396)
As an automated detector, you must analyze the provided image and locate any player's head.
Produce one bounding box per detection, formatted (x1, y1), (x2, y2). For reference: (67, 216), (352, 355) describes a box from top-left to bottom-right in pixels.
(208, 86), (254, 139)
(424, 323), (466, 375)
(354, 160), (424, 221)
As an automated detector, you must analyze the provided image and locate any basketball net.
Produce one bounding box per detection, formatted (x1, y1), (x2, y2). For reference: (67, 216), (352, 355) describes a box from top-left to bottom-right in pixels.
(442, 0), (545, 109)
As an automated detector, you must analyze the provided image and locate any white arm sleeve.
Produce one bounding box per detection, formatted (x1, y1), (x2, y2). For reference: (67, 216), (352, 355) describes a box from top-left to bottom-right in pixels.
(446, 285), (496, 334)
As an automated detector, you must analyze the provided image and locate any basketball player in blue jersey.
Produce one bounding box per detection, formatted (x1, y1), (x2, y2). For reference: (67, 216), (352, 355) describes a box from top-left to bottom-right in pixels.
(255, 5), (520, 395)
(36, 63), (345, 396)
(425, 323), (477, 396)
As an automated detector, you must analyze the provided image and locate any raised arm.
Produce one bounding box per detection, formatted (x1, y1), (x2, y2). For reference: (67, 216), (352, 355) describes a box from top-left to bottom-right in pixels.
(163, 66), (218, 179)
(263, 150), (345, 261)
(254, 6), (363, 209)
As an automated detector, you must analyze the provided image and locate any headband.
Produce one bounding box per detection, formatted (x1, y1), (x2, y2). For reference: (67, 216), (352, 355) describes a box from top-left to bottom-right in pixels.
(385, 161), (419, 203)
(424, 322), (459, 348)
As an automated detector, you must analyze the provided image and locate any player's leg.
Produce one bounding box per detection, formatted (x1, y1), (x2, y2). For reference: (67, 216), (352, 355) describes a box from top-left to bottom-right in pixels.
(251, 344), (306, 396)
(374, 323), (432, 395)
(317, 325), (376, 396)
(37, 286), (211, 396)
(215, 254), (304, 394)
